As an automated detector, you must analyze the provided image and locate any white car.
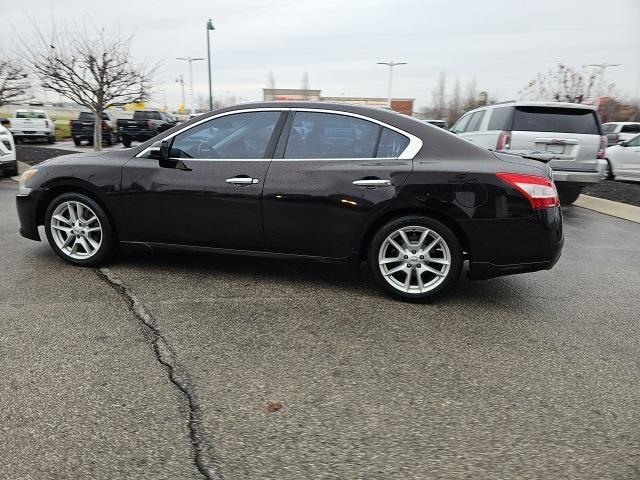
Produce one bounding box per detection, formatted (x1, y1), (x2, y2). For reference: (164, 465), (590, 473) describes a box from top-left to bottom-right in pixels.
(602, 122), (640, 146)
(605, 133), (640, 182)
(0, 125), (17, 177)
(8, 110), (56, 144)
(450, 101), (607, 204)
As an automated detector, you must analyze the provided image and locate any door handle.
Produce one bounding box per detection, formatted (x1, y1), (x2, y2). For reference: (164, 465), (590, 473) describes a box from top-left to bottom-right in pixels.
(352, 179), (392, 188)
(226, 176), (259, 185)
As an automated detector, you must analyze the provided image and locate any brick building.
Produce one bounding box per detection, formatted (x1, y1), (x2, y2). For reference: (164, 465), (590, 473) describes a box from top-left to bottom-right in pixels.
(263, 89), (415, 116)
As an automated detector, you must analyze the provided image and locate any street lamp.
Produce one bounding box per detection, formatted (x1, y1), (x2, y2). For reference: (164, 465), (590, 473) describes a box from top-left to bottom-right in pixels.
(206, 19), (215, 111)
(377, 61), (407, 109)
(175, 75), (186, 112)
(176, 56), (204, 115)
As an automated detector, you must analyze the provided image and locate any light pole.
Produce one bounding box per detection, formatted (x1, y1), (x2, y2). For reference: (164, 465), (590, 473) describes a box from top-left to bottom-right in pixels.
(584, 62), (622, 100)
(175, 75), (186, 112)
(176, 56), (204, 115)
(206, 19), (215, 111)
(377, 61), (407, 109)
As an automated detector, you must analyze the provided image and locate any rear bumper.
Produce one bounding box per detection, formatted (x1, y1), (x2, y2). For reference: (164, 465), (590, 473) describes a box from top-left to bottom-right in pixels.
(464, 206), (564, 281)
(552, 159), (607, 184)
(16, 193), (41, 241)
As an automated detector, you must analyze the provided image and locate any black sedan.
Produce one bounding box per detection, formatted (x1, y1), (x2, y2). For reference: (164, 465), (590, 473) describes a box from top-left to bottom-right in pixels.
(16, 102), (563, 301)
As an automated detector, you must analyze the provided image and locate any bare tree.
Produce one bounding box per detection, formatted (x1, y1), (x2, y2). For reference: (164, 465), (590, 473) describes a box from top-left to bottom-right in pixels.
(431, 71), (446, 119)
(519, 64), (599, 104)
(463, 77), (478, 111)
(0, 59), (32, 106)
(22, 24), (155, 150)
(447, 77), (461, 126)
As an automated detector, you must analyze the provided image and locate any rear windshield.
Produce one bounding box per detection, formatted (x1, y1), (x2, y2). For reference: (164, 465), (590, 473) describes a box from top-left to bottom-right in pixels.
(601, 123), (617, 133)
(133, 111), (161, 120)
(78, 112), (109, 120)
(16, 111), (46, 119)
(513, 106), (600, 135)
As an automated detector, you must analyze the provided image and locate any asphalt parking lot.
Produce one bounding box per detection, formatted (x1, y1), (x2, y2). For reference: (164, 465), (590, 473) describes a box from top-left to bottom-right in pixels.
(1, 174), (640, 479)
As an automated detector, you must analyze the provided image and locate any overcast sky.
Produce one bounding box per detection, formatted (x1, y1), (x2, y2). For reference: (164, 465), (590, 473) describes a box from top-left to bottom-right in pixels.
(2, 0), (639, 110)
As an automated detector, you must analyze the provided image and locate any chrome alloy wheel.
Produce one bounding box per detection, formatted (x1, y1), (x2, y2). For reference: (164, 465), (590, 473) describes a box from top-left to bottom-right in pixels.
(378, 226), (451, 294)
(50, 201), (103, 260)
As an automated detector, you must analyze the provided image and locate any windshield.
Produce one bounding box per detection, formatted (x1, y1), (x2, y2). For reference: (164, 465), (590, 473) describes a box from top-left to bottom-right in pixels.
(16, 111), (46, 119)
(513, 106), (600, 135)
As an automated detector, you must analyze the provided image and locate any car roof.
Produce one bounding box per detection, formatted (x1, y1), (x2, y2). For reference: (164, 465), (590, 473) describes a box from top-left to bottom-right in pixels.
(602, 121), (640, 125)
(466, 101), (597, 115)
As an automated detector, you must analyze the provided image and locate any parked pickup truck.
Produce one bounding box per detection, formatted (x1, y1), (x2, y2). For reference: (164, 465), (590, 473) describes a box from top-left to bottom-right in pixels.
(117, 111), (178, 147)
(8, 110), (56, 144)
(70, 111), (119, 146)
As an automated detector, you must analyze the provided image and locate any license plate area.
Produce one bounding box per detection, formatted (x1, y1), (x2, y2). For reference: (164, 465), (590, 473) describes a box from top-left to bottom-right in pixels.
(544, 144), (565, 154)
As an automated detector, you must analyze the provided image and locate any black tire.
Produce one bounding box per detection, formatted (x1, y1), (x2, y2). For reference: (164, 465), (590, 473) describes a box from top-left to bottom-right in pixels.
(122, 136), (132, 148)
(367, 215), (463, 302)
(5, 164), (18, 177)
(558, 187), (582, 205)
(104, 133), (113, 146)
(47, 134), (55, 144)
(605, 159), (613, 180)
(73, 137), (81, 146)
(44, 192), (116, 267)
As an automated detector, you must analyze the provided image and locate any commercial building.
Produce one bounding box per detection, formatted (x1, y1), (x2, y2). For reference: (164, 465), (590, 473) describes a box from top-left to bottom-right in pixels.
(263, 89), (415, 116)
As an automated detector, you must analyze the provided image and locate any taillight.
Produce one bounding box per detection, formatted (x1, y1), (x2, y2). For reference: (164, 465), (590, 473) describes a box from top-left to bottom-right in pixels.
(102, 121), (108, 130)
(496, 130), (511, 150)
(69, 120), (73, 127)
(597, 135), (607, 159)
(45, 120), (49, 128)
(147, 119), (153, 129)
(496, 172), (559, 209)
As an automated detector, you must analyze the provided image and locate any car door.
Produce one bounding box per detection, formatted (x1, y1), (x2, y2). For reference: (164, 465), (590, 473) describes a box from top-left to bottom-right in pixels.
(616, 135), (640, 178)
(121, 109), (286, 249)
(262, 110), (417, 259)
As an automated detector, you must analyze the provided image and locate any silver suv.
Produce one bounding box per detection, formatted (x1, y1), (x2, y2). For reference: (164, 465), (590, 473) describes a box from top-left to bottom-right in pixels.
(450, 101), (607, 204)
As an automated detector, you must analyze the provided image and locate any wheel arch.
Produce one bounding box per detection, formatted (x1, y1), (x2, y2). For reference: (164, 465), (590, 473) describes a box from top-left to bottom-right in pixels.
(36, 181), (120, 242)
(357, 207), (471, 260)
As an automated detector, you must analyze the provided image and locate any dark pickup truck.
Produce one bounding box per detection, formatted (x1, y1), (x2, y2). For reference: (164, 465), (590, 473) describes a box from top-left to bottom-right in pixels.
(70, 111), (119, 146)
(117, 111), (178, 147)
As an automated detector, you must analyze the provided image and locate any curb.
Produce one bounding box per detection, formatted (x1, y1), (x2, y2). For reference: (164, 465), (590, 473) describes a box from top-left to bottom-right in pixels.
(574, 194), (640, 224)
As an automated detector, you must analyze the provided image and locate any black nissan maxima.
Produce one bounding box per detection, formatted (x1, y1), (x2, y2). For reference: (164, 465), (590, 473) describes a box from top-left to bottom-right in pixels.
(16, 102), (563, 301)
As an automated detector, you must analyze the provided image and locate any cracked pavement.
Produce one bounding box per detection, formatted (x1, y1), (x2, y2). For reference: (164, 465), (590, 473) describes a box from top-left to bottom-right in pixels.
(1, 175), (640, 479)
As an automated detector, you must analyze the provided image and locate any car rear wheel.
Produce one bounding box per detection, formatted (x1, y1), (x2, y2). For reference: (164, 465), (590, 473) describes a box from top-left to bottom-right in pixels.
(44, 193), (116, 266)
(122, 136), (132, 148)
(47, 134), (55, 144)
(558, 187), (583, 205)
(73, 137), (81, 146)
(368, 216), (463, 302)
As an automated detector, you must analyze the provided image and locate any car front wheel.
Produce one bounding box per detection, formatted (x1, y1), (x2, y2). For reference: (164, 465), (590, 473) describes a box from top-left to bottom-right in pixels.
(368, 216), (463, 302)
(44, 193), (116, 266)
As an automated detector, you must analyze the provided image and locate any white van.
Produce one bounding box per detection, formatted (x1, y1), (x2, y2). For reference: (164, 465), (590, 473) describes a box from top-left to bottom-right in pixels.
(450, 101), (607, 204)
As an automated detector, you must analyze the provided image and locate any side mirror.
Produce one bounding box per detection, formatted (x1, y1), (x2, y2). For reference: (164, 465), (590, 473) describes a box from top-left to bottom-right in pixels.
(149, 140), (170, 162)
(617, 140), (626, 146)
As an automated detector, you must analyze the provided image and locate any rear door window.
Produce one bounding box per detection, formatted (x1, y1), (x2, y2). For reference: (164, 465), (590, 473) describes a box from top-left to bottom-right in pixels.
(512, 107), (600, 134)
(601, 124), (617, 133)
(284, 112), (381, 159)
(376, 128), (410, 158)
(487, 107), (512, 131)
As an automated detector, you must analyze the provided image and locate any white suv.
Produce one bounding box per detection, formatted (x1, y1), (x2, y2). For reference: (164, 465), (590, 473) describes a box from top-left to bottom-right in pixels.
(450, 101), (607, 204)
(602, 122), (640, 146)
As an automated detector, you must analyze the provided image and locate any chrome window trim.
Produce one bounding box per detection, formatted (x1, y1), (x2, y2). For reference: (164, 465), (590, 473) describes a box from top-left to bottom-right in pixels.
(136, 106), (422, 161)
(136, 108), (289, 159)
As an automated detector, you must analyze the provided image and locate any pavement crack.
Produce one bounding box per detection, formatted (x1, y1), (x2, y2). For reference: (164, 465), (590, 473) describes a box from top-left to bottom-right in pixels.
(96, 267), (221, 480)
